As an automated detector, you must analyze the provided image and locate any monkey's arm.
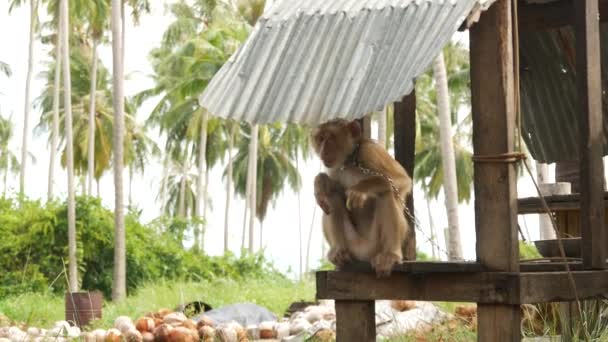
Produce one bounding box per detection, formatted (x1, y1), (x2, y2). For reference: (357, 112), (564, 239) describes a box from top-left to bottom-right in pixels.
(359, 140), (412, 195)
(349, 176), (392, 196)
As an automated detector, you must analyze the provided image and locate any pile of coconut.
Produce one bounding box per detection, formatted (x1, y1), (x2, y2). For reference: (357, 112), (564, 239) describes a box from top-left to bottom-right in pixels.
(0, 300), (451, 341)
(0, 303), (337, 342)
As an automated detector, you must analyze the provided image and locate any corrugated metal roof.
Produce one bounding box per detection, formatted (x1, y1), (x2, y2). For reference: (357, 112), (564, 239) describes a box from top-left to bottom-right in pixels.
(519, 24), (608, 163)
(199, 0), (480, 125)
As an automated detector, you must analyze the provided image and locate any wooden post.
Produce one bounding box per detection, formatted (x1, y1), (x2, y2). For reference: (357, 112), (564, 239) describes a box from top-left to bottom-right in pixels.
(335, 301), (375, 342)
(575, 0), (606, 269)
(394, 90), (417, 261)
(470, 0), (521, 340)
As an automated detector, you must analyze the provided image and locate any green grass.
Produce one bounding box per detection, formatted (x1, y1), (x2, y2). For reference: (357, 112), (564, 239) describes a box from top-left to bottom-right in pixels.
(0, 276), (315, 329)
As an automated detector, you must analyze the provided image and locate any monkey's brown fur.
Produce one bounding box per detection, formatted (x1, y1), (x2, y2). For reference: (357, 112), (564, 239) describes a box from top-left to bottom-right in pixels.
(311, 119), (412, 276)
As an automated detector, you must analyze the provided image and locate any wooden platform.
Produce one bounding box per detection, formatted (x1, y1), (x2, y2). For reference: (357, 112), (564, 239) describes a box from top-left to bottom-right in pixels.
(317, 261), (608, 305)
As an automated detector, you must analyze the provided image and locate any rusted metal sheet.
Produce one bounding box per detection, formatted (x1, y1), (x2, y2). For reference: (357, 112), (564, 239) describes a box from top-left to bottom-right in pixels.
(519, 24), (608, 163)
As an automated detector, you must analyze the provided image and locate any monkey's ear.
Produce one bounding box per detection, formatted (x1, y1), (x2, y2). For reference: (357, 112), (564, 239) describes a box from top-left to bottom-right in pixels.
(348, 120), (362, 139)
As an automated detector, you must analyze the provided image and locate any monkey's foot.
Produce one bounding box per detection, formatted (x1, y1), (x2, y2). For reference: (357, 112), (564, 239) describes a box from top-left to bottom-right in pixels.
(372, 252), (401, 277)
(328, 248), (352, 267)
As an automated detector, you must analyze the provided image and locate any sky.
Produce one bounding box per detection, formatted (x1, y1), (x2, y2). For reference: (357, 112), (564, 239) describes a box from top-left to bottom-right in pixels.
(0, 0), (569, 278)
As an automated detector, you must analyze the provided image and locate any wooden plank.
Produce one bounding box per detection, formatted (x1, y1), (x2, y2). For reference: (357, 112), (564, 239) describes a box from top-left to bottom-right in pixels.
(340, 260), (486, 273)
(517, 193), (608, 214)
(470, 0), (521, 339)
(394, 90), (417, 261)
(340, 260), (583, 273)
(575, 0), (606, 269)
(335, 301), (375, 342)
(520, 261), (583, 272)
(518, 0), (608, 32)
(316, 271), (521, 304)
(520, 271), (608, 303)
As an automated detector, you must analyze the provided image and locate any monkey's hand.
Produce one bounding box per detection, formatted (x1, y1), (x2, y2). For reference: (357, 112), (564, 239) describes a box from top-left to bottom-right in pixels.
(315, 173), (339, 214)
(328, 247), (352, 267)
(346, 189), (369, 210)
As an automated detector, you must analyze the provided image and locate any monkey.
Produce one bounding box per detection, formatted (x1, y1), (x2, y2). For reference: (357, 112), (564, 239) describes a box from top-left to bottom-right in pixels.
(311, 118), (412, 276)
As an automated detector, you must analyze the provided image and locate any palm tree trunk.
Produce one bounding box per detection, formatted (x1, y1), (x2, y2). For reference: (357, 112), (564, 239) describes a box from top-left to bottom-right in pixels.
(121, 0), (125, 62)
(60, 0), (78, 292)
(128, 165), (133, 207)
(243, 128), (253, 251)
(248, 124), (259, 253)
(296, 154), (303, 280)
(3, 168), (8, 197)
(111, 0), (126, 301)
(241, 205), (248, 251)
(224, 125), (236, 253)
(305, 203), (318, 273)
(178, 172), (186, 218)
(48, 25), (61, 202)
(96, 179), (100, 198)
(426, 198), (437, 260)
(160, 154), (169, 213)
(195, 111), (208, 250)
(433, 51), (463, 261)
(201, 166), (210, 251)
(259, 220), (263, 251)
(87, 39), (98, 197)
(20, 0), (37, 200)
(377, 108), (387, 149)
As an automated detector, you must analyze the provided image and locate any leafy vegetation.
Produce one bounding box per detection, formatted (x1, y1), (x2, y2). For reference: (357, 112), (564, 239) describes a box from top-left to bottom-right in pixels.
(0, 195), (283, 298)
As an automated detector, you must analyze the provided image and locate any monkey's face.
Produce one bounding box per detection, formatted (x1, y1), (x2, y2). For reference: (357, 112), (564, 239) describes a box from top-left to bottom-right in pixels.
(312, 120), (361, 169)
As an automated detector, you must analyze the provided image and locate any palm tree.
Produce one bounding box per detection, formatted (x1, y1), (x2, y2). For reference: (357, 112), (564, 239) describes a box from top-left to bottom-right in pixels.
(87, 1), (110, 197)
(433, 51), (462, 261)
(49, 21), (61, 201)
(111, 0), (126, 301)
(223, 121), (238, 253)
(9, 0), (38, 200)
(159, 154), (198, 218)
(0, 115), (19, 197)
(415, 42), (471, 259)
(36, 44), (115, 185)
(57, 0), (78, 293)
(229, 124), (301, 250)
(136, 1), (249, 248)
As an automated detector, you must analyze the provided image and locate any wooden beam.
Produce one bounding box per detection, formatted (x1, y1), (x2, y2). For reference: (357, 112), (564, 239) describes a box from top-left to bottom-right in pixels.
(520, 271), (608, 303)
(471, 0), (521, 339)
(394, 90), (417, 261)
(316, 271), (521, 304)
(339, 260), (584, 273)
(335, 301), (375, 342)
(518, 193), (608, 214)
(575, 0), (606, 269)
(518, 0), (608, 32)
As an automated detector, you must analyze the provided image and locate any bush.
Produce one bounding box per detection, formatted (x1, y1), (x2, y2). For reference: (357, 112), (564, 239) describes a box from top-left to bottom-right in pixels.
(0, 196), (283, 298)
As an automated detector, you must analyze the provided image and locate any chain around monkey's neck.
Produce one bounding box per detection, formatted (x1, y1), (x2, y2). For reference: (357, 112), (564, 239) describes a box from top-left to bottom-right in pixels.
(341, 142), (361, 171)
